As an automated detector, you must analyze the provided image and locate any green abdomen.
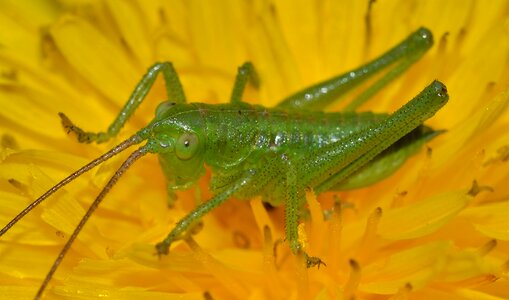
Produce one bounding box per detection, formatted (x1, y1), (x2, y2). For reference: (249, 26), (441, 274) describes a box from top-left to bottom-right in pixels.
(195, 102), (387, 170)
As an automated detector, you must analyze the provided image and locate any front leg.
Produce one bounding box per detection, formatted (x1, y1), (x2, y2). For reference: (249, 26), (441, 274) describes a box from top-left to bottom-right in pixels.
(61, 62), (187, 144)
(156, 168), (255, 256)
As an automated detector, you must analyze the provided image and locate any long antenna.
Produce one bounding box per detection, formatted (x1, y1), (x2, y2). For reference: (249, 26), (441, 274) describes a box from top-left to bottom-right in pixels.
(35, 146), (149, 299)
(0, 135), (141, 237)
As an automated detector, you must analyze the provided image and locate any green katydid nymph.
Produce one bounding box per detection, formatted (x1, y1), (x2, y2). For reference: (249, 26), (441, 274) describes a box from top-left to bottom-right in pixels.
(0, 27), (448, 299)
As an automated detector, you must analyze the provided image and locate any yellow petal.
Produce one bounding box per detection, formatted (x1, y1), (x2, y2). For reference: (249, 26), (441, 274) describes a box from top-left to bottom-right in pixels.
(360, 241), (451, 294)
(378, 191), (471, 240)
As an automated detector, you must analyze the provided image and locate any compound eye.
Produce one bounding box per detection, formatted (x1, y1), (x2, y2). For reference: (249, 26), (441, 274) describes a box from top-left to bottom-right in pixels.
(176, 133), (199, 160)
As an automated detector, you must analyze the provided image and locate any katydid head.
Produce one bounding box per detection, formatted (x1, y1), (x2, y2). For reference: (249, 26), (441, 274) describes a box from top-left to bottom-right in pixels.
(147, 101), (207, 190)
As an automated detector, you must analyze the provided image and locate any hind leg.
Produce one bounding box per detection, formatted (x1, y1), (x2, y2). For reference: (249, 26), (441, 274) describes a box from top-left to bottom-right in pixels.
(276, 28), (433, 111)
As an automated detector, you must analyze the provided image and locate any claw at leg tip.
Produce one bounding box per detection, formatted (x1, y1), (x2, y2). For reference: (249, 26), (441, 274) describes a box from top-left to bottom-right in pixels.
(155, 242), (170, 258)
(305, 254), (326, 269)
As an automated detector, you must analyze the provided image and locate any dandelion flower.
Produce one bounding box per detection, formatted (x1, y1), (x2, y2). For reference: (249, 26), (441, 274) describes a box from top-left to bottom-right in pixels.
(1, 1), (509, 299)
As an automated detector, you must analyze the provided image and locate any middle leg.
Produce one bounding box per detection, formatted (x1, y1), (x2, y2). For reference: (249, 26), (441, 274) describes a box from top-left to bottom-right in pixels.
(229, 62), (259, 104)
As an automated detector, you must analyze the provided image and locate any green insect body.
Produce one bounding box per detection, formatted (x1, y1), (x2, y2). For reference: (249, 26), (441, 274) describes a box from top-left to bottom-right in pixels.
(152, 101), (436, 205)
(1, 27), (448, 299)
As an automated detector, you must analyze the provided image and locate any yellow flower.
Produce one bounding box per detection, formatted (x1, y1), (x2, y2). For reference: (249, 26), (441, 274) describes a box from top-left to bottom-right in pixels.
(1, 0), (509, 299)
